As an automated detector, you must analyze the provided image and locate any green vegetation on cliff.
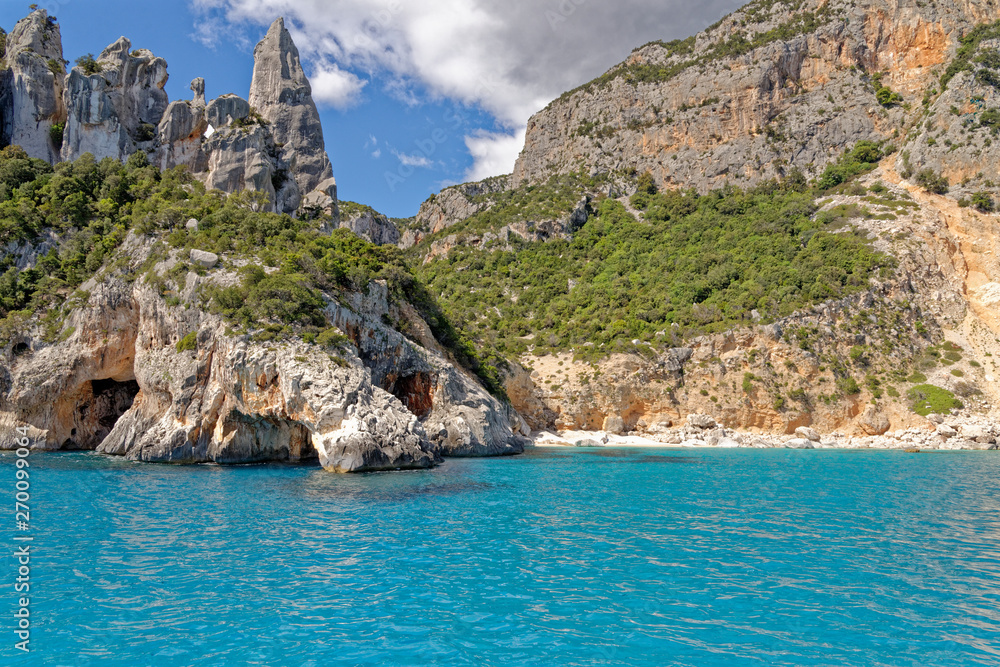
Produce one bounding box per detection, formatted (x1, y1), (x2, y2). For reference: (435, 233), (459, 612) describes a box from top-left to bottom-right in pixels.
(0, 147), (506, 397)
(560, 4), (832, 101)
(415, 174), (891, 358)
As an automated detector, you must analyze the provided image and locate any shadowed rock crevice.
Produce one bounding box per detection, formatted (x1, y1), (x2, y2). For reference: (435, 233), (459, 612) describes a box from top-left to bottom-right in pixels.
(62, 378), (140, 450)
(387, 372), (438, 419)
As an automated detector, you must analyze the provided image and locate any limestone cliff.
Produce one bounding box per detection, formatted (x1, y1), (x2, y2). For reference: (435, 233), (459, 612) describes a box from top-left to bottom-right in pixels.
(511, 0), (1000, 194)
(403, 0), (1000, 440)
(0, 225), (524, 471)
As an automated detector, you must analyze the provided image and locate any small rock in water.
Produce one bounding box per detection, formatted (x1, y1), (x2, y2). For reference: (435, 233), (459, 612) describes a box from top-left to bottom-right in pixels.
(904, 447), (921, 453)
(785, 438), (815, 449)
(574, 439), (603, 448)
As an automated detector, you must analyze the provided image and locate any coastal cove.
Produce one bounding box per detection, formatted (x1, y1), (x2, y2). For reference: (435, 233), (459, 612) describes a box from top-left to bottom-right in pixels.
(5, 447), (1000, 666)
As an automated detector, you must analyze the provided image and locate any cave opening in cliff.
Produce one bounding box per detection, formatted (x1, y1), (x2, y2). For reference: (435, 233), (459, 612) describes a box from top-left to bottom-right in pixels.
(63, 378), (141, 450)
(388, 373), (437, 419)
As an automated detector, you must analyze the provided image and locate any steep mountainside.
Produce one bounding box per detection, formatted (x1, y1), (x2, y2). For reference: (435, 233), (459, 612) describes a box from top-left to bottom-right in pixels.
(512, 0), (1000, 194)
(405, 0), (1000, 441)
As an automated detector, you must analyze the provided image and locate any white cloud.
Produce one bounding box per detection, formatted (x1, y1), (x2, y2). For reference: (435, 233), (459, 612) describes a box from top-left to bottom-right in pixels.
(371, 148), (382, 159)
(310, 63), (367, 110)
(393, 150), (433, 169)
(464, 128), (527, 183)
(190, 0), (745, 177)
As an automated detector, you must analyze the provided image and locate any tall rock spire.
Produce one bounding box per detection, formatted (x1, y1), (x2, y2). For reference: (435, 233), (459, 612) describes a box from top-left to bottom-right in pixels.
(0, 9), (66, 162)
(248, 17), (333, 200)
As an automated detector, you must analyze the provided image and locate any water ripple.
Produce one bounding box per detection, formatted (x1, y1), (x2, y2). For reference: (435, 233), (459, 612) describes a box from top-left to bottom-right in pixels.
(2, 448), (1000, 665)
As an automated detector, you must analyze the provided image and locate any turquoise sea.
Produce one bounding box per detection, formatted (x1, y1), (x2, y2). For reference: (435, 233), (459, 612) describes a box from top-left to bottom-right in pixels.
(3, 447), (1000, 666)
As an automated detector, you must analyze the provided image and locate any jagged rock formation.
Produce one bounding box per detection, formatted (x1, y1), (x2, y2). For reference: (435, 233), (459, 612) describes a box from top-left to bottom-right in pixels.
(249, 17), (333, 203)
(0, 9), (65, 163)
(0, 9), (336, 216)
(334, 203), (401, 246)
(0, 230), (524, 471)
(511, 0), (1000, 193)
(61, 37), (168, 162)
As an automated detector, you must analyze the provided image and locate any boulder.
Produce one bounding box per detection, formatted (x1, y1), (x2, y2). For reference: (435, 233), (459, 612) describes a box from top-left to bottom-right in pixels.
(602, 415), (625, 435)
(960, 424), (995, 444)
(185, 219), (199, 231)
(189, 249), (218, 269)
(687, 413), (717, 430)
(858, 406), (891, 436)
(936, 424), (958, 439)
(795, 426), (822, 442)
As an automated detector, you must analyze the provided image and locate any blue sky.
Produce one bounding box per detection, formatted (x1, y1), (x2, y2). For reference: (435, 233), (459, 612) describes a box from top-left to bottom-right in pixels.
(0, 0), (744, 218)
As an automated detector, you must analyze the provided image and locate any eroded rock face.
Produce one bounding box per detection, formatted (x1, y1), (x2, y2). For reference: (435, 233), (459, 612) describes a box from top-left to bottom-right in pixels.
(511, 0), (1000, 194)
(333, 203), (400, 246)
(61, 37), (168, 162)
(326, 281), (525, 459)
(0, 9), (65, 162)
(249, 17), (333, 202)
(0, 231), (523, 470)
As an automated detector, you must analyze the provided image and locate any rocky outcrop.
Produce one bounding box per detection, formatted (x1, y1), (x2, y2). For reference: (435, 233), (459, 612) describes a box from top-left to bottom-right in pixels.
(0, 224), (524, 470)
(0, 10), (335, 216)
(249, 17), (333, 204)
(61, 37), (168, 162)
(326, 281), (525, 458)
(0, 9), (65, 163)
(511, 0), (1000, 194)
(333, 202), (400, 246)
(0, 233), (441, 471)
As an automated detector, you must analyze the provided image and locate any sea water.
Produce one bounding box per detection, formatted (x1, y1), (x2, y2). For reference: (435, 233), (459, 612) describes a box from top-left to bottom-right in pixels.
(2, 447), (1000, 666)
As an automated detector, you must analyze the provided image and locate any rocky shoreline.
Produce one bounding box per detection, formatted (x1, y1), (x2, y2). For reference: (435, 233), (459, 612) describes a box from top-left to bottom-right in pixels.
(533, 413), (1000, 452)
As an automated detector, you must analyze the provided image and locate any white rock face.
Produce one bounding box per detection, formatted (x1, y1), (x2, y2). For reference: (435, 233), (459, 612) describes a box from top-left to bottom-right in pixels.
(0, 9), (65, 162)
(61, 37), (168, 162)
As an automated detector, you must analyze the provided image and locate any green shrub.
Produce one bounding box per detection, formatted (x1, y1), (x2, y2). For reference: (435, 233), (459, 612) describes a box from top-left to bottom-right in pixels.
(315, 328), (350, 350)
(75, 53), (102, 75)
(906, 371), (928, 383)
(837, 377), (861, 395)
(971, 191), (995, 212)
(849, 345), (867, 364)
(907, 384), (962, 416)
(176, 331), (197, 353)
(914, 169), (949, 194)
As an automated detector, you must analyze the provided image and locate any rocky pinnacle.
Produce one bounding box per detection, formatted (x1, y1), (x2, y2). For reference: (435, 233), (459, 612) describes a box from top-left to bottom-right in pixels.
(249, 17), (333, 199)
